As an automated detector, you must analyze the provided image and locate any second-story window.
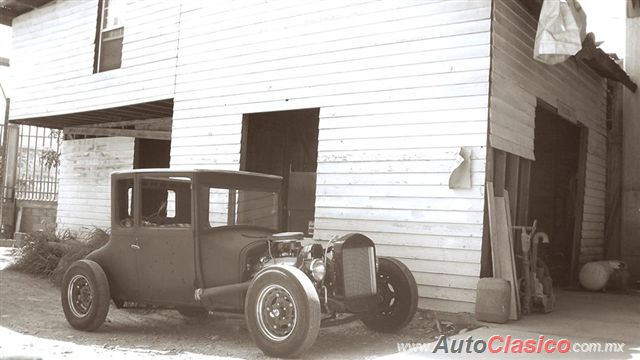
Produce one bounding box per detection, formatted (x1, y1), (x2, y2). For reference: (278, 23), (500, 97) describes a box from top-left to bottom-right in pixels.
(94, 0), (126, 73)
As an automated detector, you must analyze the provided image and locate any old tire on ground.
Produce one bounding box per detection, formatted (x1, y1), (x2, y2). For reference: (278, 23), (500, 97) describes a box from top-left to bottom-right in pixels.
(177, 307), (209, 318)
(61, 259), (111, 331)
(245, 265), (320, 358)
(362, 257), (418, 333)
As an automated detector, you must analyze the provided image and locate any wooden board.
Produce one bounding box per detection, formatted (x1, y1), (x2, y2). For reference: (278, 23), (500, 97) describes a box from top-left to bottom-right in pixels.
(487, 181), (520, 320)
(503, 190), (521, 317)
(486, 182), (500, 277)
(494, 195), (519, 320)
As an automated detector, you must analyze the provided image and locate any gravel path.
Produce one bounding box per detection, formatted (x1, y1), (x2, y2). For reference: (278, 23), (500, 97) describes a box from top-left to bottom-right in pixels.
(0, 251), (472, 359)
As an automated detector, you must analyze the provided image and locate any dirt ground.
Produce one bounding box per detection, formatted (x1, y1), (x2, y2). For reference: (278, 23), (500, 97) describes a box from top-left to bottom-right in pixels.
(0, 267), (475, 359)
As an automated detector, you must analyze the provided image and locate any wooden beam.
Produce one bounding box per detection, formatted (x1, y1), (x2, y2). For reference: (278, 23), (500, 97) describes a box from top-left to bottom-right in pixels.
(493, 149), (507, 196)
(629, 0), (640, 18)
(516, 159), (532, 227)
(74, 117), (171, 129)
(605, 81), (623, 259)
(0, 10), (18, 27)
(503, 190), (521, 319)
(64, 126), (170, 140)
(506, 154), (520, 224)
(486, 182), (499, 277)
(569, 124), (588, 287)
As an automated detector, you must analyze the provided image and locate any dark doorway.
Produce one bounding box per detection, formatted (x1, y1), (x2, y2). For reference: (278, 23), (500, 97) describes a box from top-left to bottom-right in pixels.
(529, 105), (586, 286)
(134, 139), (171, 169)
(241, 109), (320, 235)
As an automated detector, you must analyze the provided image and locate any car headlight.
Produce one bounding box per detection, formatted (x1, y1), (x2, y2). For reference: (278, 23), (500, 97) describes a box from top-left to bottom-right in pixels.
(309, 258), (326, 282)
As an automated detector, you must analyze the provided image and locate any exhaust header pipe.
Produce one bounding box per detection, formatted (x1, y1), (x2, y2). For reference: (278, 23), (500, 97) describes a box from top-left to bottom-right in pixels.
(194, 281), (251, 301)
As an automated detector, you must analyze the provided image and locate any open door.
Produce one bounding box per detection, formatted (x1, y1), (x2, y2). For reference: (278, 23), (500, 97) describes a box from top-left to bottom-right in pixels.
(529, 105), (587, 286)
(241, 109), (319, 235)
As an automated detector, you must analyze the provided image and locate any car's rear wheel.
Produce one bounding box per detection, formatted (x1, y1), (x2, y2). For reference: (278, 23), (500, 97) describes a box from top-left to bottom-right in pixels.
(61, 259), (111, 331)
(245, 265), (320, 358)
(361, 257), (418, 332)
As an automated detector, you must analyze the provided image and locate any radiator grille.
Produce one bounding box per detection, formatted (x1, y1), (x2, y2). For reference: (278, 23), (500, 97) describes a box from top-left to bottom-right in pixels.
(342, 246), (377, 297)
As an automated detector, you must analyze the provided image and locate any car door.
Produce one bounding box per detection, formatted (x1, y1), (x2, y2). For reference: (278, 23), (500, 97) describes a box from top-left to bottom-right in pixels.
(105, 176), (141, 301)
(133, 175), (196, 305)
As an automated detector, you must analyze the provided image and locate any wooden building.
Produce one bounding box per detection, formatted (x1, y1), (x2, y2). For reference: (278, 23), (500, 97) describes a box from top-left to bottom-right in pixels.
(2, 0), (633, 312)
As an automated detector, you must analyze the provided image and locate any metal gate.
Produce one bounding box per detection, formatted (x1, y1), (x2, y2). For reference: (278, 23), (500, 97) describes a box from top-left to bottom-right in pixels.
(1, 124), (62, 202)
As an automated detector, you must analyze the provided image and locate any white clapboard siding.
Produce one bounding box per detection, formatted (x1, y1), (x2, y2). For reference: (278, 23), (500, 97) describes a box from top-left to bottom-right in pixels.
(57, 137), (134, 234)
(489, 0), (607, 262)
(170, 0), (492, 312)
(9, 0), (180, 120)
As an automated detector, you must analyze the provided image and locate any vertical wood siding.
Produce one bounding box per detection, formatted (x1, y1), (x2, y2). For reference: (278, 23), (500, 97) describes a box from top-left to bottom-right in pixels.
(9, 0), (180, 120)
(171, 0), (493, 312)
(56, 137), (134, 233)
(489, 0), (607, 262)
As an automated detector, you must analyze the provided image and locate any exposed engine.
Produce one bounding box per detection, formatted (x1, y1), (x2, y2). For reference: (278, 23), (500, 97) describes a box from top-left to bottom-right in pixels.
(247, 232), (378, 318)
(251, 232), (326, 284)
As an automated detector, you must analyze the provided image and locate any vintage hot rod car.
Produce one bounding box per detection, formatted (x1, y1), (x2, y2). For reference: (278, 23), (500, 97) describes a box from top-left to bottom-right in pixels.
(61, 169), (418, 358)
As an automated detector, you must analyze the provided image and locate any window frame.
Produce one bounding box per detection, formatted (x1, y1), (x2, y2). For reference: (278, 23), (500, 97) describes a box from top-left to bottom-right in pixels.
(112, 176), (135, 230)
(94, 0), (125, 73)
(138, 175), (193, 229)
(203, 185), (280, 231)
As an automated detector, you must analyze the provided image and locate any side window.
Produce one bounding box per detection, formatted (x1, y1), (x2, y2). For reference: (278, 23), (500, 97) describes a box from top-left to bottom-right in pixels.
(208, 188), (231, 228)
(94, 0), (126, 73)
(207, 187), (279, 229)
(116, 178), (134, 228)
(166, 190), (176, 218)
(141, 177), (192, 228)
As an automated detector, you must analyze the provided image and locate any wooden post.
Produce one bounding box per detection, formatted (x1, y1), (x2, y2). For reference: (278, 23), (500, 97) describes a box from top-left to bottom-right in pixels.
(569, 125), (588, 286)
(1, 123), (19, 238)
(493, 149), (507, 196)
(605, 81), (623, 259)
(621, 13), (640, 282)
(516, 159), (532, 227)
(506, 154), (520, 223)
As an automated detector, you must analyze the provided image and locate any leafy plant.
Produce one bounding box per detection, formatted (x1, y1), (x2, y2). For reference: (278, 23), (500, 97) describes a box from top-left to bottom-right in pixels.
(8, 227), (110, 286)
(40, 148), (61, 170)
(39, 129), (64, 170)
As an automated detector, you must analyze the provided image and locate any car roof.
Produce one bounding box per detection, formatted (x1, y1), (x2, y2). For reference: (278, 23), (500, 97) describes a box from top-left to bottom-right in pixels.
(112, 168), (280, 179)
(111, 169), (283, 190)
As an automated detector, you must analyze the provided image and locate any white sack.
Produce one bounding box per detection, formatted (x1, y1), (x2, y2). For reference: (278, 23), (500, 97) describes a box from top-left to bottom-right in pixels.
(534, 0), (587, 65)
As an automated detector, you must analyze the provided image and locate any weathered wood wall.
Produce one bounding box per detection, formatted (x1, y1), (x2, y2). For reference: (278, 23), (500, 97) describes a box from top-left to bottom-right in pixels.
(171, 0), (493, 312)
(489, 0), (608, 262)
(9, 0), (180, 120)
(56, 137), (134, 233)
(621, 16), (640, 281)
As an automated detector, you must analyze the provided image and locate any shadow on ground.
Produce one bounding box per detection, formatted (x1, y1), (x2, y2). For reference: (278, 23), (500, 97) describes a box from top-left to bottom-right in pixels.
(0, 269), (474, 359)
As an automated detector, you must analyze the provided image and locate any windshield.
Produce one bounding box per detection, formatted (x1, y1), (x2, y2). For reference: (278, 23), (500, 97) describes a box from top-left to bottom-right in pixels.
(205, 186), (279, 230)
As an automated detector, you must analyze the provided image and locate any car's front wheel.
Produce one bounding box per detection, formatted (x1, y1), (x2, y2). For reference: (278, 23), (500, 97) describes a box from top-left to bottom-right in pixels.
(361, 257), (418, 332)
(245, 265), (320, 358)
(61, 259), (111, 331)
